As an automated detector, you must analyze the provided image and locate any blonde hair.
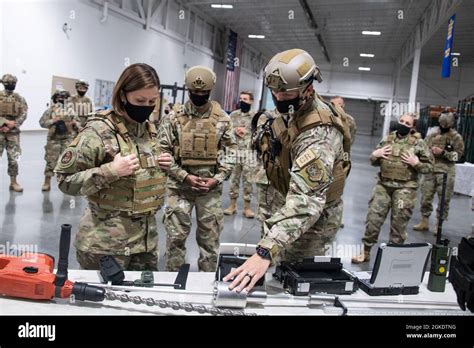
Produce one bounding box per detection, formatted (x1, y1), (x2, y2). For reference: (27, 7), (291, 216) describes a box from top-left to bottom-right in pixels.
(112, 63), (160, 116)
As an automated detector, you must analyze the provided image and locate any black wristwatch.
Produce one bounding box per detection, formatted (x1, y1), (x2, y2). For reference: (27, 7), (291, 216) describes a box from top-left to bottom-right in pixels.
(256, 246), (272, 260)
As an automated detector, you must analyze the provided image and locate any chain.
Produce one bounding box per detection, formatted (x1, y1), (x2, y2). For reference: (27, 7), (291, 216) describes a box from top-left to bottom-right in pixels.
(105, 291), (256, 316)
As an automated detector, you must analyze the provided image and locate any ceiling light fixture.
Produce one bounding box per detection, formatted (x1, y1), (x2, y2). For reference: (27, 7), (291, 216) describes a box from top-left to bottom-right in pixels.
(451, 52), (461, 56)
(248, 34), (265, 39)
(211, 4), (233, 9)
(358, 67), (371, 71)
(362, 31), (381, 36)
(360, 53), (375, 58)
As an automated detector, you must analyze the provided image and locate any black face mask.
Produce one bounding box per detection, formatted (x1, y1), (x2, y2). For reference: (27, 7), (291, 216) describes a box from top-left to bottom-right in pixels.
(397, 122), (411, 137)
(440, 126), (450, 133)
(4, 84), (15, 91)
(189, 91), (210, 107)
(77, 90), (86, 97)
(272, 93), (300, 114)
(240, 101), (251, 113)
(57, 98), (65, 105)
(164, 109), (170, 115)
(124, 98), (155, 123)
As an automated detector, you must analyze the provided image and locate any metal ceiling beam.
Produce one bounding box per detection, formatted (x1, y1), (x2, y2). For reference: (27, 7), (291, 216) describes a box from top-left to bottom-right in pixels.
(298, 0), (330, 62)
(396, 0), (462, 72)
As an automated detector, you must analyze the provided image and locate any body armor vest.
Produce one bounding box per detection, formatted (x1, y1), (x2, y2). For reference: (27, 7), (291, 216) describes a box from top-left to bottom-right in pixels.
(260, 100), (352, 203)
(380, 132), (419, 181)
(0, 93), (20, 118)
(176, 101), (221, 166)
(87, 111), (166, 215)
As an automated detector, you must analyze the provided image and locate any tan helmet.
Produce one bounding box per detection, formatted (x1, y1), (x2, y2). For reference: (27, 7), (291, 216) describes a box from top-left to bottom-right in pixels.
(2, 74), (18, 84)
(264, 49), (322, 92)
(75, 80), (89, 88)
(439, 112), (455, 128)
(185, 65), (216, 91)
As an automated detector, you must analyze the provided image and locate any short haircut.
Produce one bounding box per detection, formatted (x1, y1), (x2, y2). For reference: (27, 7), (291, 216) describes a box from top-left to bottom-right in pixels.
(240, 90), (254, 101)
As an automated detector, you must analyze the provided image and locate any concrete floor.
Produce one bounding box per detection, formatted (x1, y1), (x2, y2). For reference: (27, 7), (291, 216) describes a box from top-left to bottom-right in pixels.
(1, 131), (472, 272)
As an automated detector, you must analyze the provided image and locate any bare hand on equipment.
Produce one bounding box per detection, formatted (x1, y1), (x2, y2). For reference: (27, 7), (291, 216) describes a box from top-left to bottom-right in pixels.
(223, 254), (271, 292)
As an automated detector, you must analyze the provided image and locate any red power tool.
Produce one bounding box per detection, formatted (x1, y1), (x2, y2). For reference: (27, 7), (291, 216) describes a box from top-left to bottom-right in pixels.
(0, 224), (105, 302)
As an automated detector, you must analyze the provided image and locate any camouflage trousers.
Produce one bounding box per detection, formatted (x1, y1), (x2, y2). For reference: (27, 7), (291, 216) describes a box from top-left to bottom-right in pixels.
(362, 183), (416, 247)
(228, 162), (254, 201)
(76, 250), (159, 271)
(258, 182), (343, 262)
(163, 186), (224, 272)
(44, 138), (70, 177)
(0, 131), (21, 176)
(419, 168), (455, 221)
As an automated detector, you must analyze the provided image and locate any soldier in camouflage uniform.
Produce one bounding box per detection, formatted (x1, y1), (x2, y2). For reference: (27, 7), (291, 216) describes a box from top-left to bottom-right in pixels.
(352, 113), (434, 264)
(414, 112), (464, 233)
(39, 90), (77, 191)
(159, 65), (237, 272)
(55, 63), (169, 270)
(0, 74), (28, 192)
(224, 91), (257, 218)
(224, 49), (352, 292)
(330, 96), (357, 144)
(68, 80), (94, 135)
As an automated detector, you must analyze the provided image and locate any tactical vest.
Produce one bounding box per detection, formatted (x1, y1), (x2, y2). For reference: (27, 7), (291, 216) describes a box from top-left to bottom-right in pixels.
(0, 93), (20, 118)
(380, 132), (420, 181)
(87, 110), (166, 215)
(175, 101), (221, 166)
(261, 100), (352, 203)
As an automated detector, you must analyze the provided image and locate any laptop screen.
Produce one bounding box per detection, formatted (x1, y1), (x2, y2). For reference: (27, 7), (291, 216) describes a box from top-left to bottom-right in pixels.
(370, 243), (432, 288)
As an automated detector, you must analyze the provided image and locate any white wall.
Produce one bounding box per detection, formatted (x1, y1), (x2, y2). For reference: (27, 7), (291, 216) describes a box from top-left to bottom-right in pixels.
(0, 0), (234, 130)
(238, 68), (263, 113)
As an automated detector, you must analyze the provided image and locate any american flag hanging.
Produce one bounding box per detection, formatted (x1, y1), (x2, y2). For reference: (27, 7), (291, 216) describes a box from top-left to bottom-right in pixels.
(223, 30), (242, 112)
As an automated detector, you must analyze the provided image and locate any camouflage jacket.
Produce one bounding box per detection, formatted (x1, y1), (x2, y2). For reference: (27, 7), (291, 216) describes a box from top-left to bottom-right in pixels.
(68, 94), (94, 128)
(229, 109), (254, 149)
(425, 128), (464, 172)
(39, 103), (77, 140)
(158, 100), (237, 190)
(258, 100), (346, 259)
(55, 112), (164, 254)
(0, 90), (28, 133)
(370, 131), (434, 188)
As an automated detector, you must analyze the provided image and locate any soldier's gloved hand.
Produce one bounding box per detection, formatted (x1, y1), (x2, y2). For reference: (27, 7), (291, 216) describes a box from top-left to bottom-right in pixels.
(401, 152), (419, 167)
(158, 153), (172, 171)
(0, 126), (9, 133)
(112, 153), (140, 177)
(195, 177), (218, 192)
(372, 145), (391, 159)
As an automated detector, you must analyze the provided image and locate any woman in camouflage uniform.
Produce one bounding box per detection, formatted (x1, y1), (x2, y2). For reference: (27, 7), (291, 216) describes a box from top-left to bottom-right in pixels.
(55, 63), (172, 271)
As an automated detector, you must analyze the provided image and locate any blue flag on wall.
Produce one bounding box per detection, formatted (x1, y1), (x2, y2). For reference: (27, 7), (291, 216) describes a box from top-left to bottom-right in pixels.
(441, 14), (456, 78)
